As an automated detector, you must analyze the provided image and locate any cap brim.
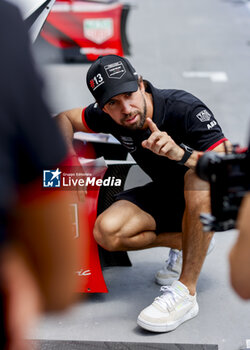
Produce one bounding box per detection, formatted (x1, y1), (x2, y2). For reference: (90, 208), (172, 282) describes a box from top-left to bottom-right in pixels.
(98, 81), (138, 109)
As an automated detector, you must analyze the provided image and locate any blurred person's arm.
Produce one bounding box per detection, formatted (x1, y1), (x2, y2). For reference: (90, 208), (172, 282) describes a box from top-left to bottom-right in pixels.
(8, 188), (82, 311)
(229, 193), (250, 299)
(0, 186), (85, 350)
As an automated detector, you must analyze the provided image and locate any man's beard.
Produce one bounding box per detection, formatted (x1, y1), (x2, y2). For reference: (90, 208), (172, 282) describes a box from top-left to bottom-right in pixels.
(121, 95), (147, 131)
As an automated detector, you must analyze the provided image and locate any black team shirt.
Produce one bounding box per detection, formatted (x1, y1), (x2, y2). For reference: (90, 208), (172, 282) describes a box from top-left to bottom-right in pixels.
(83, 81), (227, 183)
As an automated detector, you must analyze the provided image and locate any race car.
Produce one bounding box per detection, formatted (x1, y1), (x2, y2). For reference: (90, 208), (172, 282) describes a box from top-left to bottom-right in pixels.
(34, 0), (131, 63)
(6, 0), (56, 42)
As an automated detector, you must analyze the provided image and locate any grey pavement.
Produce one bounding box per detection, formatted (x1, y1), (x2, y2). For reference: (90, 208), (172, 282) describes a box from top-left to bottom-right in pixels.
(32, 231), (249, 350)
(32, 1), (250, 349)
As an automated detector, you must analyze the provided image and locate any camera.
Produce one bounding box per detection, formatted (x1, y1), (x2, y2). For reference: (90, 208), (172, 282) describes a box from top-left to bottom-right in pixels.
(196, 144), (249, 232)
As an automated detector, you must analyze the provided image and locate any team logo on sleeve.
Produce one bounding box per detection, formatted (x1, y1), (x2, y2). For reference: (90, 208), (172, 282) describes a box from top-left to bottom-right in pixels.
(195, 109), (212, 122)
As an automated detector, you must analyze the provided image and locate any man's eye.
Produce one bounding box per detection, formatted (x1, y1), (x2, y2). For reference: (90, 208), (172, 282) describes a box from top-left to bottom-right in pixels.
(109, 101), (115, 106)
(126, 92), (132, 97)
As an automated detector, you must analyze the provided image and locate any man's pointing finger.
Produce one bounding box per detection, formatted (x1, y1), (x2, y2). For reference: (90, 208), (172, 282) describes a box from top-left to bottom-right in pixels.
(146, 118), (159, 133)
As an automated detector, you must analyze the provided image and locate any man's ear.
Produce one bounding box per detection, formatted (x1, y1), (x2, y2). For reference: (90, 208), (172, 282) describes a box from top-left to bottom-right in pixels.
(102, 105), (108, 113)
(139, 79), (145, 93)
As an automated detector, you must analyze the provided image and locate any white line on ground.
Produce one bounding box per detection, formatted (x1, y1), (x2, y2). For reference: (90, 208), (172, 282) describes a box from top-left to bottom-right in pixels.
(182, 71), (228, 82)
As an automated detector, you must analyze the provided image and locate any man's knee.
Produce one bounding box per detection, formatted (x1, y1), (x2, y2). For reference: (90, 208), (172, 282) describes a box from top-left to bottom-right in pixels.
(93, 200), (156, 251)
(93, 213), (122, 252)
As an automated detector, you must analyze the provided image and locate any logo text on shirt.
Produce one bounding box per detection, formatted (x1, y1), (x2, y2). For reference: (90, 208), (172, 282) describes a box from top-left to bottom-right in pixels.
(207, 120), (217, 130)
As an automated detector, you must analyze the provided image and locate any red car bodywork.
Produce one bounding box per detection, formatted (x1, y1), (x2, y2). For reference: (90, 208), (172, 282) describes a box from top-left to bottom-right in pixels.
(38, 0), (131, 62)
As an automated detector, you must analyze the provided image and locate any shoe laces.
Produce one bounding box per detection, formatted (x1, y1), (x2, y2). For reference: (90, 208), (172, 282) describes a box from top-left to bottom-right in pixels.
(165, 249), (181, 270)
(154, 284), (186, 311)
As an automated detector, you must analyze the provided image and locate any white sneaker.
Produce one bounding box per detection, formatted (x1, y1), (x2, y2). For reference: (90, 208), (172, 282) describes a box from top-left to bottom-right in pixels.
(137, 281), (199, 332)
(155, 236), (215, 286)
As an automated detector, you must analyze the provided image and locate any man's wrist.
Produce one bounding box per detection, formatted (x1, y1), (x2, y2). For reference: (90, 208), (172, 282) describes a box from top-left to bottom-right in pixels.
(177, 147), (185, 162)
(177, 143), (193, 165)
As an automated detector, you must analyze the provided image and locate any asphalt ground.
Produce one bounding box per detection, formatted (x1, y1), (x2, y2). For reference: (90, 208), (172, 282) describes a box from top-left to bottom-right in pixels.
(32, 1), (250, 349)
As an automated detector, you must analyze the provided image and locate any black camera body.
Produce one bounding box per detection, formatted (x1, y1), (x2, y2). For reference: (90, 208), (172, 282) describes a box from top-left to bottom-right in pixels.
(196, 146), (249, 232)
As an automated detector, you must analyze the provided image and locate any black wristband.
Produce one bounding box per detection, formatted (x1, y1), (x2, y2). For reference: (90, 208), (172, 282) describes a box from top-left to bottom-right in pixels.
(177, 143), (193, 165)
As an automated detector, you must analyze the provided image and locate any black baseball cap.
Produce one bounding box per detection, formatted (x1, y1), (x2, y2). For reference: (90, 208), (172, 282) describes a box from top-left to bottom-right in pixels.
(86, 55), (138, 109)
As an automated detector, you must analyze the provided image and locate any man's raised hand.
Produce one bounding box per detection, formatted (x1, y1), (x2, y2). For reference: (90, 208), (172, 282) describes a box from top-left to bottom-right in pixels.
(141, 118), (184, 161)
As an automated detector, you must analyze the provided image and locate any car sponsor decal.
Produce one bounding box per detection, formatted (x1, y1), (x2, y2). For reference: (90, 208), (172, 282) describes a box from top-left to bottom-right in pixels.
(84, 18), (113, 44)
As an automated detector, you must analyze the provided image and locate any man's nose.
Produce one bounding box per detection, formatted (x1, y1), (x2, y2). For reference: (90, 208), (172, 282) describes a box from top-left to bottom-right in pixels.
(121, 100), (131, 115)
